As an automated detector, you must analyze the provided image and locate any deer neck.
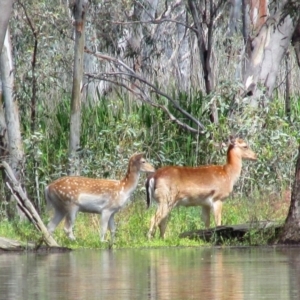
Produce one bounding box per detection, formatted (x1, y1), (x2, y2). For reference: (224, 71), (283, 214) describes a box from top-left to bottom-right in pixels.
(120, 166), (140, 195)
(224, 148), (242, 185)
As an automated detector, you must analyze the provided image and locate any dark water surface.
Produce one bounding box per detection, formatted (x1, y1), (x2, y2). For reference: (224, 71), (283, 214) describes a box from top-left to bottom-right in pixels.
(0, 246), (300, 300)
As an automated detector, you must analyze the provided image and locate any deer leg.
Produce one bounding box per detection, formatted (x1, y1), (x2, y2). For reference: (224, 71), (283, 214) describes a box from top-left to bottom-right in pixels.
(148, 202), (172, 239)
(100, 209), (113, 242)
(148, 213), (157, 239)
(158, 213), (170, 239)
(64, 207), (78, 240)
(213, 200), (223, 226)
(47, 209), (65, 235)
(108, 213), (116, 242)
(202, 206), (211, 228)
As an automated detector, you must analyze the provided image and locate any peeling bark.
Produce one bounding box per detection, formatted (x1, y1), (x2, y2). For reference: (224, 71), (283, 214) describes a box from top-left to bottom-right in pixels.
(0, 0), (13, 52)
(249, 0), (268, 32)
(243, 1), (300, 105)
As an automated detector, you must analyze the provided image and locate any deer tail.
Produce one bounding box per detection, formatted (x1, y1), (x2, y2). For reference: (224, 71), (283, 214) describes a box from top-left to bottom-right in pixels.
(145, 175), (155, 209)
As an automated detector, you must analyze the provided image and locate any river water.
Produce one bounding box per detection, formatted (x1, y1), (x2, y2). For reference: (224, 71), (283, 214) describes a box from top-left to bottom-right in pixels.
(0, 246), (299, 300)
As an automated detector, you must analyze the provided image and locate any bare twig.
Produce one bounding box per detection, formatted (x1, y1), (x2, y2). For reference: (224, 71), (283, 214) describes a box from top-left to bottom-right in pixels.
(84, 48), (206, 134)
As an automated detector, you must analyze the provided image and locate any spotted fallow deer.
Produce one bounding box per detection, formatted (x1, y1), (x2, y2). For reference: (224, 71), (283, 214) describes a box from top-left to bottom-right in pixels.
(45, 153), (155, 242)
(146, 137), (257, 239)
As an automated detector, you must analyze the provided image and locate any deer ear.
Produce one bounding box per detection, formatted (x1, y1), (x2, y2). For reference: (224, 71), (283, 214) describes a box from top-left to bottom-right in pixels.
(134, 153), (145, 160)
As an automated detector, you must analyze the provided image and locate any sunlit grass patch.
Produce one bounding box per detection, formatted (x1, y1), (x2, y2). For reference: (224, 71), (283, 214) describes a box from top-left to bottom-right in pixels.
(0, 220), (17, 238)
(0, 219), (43, 244)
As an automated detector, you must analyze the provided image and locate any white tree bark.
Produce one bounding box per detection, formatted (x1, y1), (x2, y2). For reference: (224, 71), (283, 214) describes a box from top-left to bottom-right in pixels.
(82, 23), (98, 105)
(0, 0), (14, 52)
(0, 0), (13, 165)
(1, 29), (24, 180)
(242, 1), (299, 105)
(244, 16), (296, 100)
(0, 28), (26, 218)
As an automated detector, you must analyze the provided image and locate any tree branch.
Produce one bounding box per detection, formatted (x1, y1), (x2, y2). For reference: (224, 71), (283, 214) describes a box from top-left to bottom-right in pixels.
(84, 47), (206, 134)
(0, 161), (59, 247)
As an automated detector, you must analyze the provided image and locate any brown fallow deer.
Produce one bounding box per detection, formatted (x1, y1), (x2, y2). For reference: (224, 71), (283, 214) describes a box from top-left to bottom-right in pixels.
(45, 153), (155, 242)
(146, 137), (257, 239)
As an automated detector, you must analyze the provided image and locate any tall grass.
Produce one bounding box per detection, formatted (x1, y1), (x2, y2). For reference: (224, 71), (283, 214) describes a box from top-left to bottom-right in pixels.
(0, 91), (299, 248)
(0, 190), (290, 249)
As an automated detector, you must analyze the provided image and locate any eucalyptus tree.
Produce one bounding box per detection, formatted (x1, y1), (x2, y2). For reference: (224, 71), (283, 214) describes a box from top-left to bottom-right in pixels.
(0, 28), (24, 193)
(187, 0), (228, 124)
(240, 0), (300, 243)
(278, 145), (300, 244)
(242, 0), (300, 106)
(0, 0), (27, 219)
(0, 0), (13, 51)
(69, 0), (89, 175)
(292, 19), (300, 68)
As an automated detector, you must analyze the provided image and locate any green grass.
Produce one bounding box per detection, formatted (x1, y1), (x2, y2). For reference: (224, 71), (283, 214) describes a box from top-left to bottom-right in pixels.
(0, 191), (290, 249)
(0, 93), (297, 249)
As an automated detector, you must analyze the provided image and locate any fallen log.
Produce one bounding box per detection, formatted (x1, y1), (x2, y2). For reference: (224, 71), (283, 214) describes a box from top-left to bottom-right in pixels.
(180, 221), (282, 244)
(0, 237), (71, 252)
(1, 161), (59, 247)
(0, 237), (30, 251)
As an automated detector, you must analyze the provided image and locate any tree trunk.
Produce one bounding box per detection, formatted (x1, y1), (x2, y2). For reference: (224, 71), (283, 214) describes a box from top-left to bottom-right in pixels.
(0, 0), (14, 190)
(292, 18), (300, 69)
(0, 28), (26, 219)
(69, 0), (89, 175)
(285, 52), (291, 119)
(82, 26), (98, 106)
(248, 0), (268, 31)
(0, 0), (13, 52)
(243, 1), (300, 106)
(187, 0), (215, 95)
(278, 145), (300, 244)
(187, 0), (224, 124)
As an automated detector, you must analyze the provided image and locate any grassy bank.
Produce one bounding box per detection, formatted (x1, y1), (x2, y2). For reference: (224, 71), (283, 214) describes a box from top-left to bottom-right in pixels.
(0, 189), (290, 249)
(0, 92), (299, 248)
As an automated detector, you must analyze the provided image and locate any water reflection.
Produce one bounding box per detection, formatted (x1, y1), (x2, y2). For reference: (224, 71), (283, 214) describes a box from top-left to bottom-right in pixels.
(0, 247), (299, 300)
